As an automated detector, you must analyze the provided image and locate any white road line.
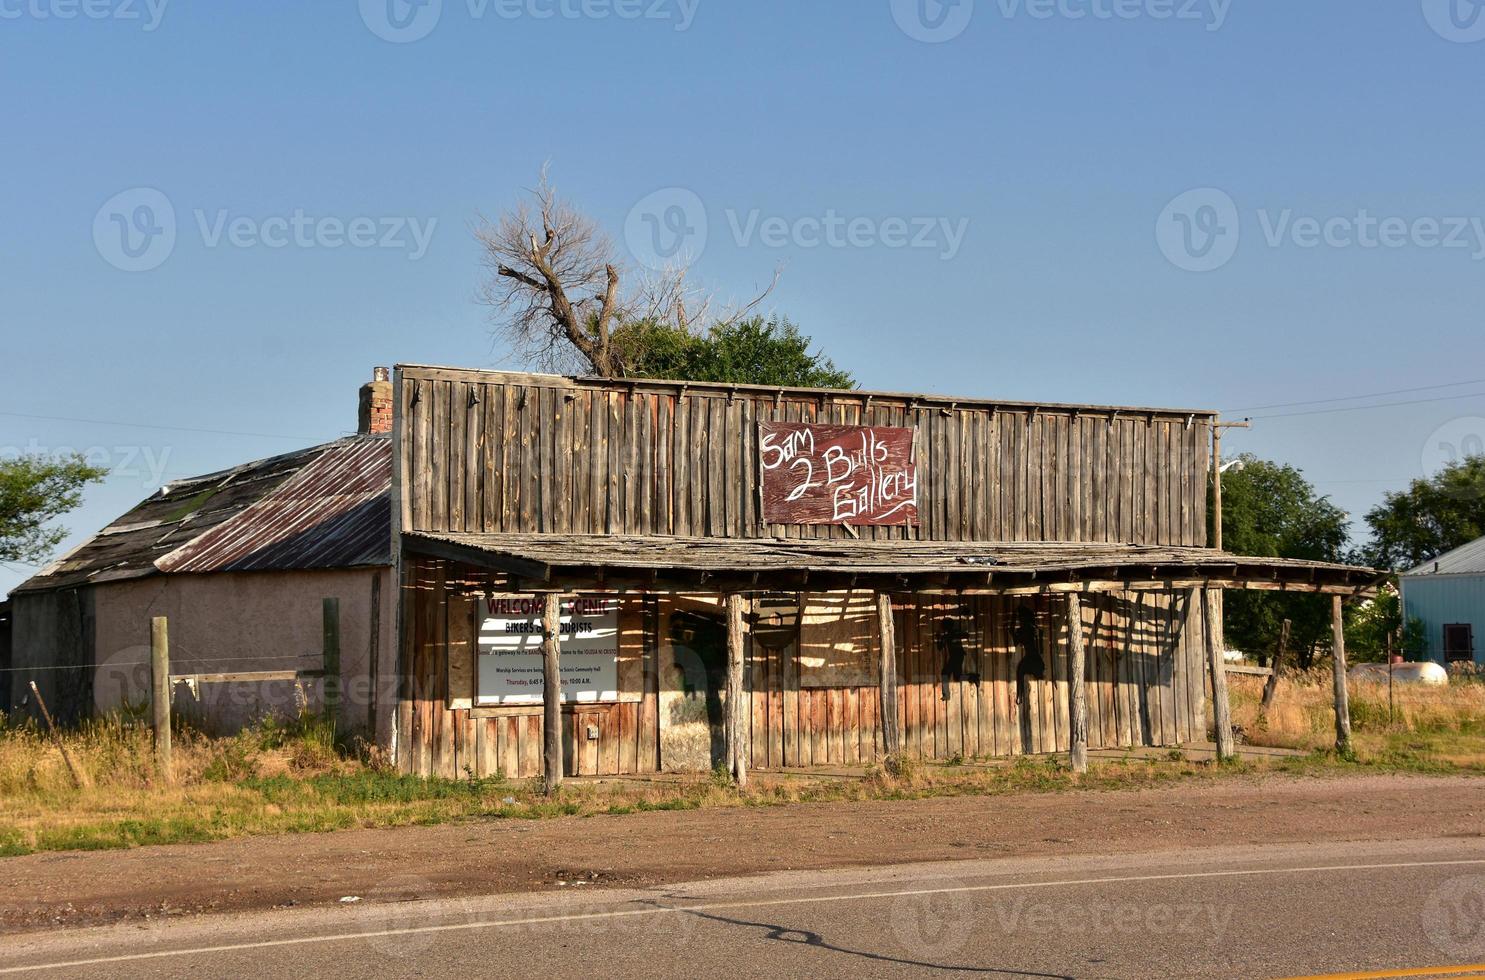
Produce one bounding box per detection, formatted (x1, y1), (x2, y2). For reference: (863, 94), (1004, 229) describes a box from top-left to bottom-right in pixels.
(4, 857), (1484, 975)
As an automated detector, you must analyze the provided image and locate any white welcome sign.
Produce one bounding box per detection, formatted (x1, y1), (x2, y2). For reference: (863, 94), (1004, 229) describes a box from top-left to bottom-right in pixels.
(476, 596), (620, 706)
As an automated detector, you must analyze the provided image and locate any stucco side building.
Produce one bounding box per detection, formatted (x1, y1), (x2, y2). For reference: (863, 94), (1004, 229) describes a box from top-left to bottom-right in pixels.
(7, 372), (396, 737)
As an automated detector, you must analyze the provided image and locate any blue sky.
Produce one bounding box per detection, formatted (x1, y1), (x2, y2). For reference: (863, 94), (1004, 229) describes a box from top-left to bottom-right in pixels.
(4, 0), (1485, 595)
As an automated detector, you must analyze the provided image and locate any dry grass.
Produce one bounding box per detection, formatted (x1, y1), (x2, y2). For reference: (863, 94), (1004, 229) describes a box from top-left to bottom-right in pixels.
(4, 677), (1485, 858)
(0, 716), (1224, 858)
(1230, 669), (1485, 767)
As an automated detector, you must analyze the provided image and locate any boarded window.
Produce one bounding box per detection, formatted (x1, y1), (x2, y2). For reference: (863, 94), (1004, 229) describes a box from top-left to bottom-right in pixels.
(798, 591), (879, 688)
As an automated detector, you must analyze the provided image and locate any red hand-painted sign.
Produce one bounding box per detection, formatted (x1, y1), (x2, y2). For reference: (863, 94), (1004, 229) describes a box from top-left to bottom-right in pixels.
(759, 422), (919, 526)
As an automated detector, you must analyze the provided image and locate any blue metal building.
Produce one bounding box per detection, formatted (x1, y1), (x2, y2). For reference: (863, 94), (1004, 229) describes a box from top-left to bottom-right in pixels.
(1400, 535), (1485, 665)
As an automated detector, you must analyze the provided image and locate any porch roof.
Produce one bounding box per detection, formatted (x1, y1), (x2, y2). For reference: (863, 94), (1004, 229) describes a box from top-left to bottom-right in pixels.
(402, 532), (1380, 596)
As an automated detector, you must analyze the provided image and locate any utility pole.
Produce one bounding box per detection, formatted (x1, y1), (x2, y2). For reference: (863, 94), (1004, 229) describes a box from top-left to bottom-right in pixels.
(1209, 415), (1252, 747)
(1211, 416), (1252, 552)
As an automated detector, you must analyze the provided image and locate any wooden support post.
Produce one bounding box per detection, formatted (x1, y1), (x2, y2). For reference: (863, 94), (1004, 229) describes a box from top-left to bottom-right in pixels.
(28, 681), (88, 789)
(1067, 593), (1089, 774)
(1203, 589), (1235, 761)
(322, 597), (341, 730)
(877, 592), (900, 759)
(1259, 618), (1291, 720)
(1332, 595), (1353, 757)
(542, 593), (564, 795)
(150, 616), (173, 784)
(725, 593), (748, 789)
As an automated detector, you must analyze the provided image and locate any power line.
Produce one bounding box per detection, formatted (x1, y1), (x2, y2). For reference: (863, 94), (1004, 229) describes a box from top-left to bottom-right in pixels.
(1224, 378), (1485, 415)
(1246, 390), (1485, 421)
(0, 411), (318, 443)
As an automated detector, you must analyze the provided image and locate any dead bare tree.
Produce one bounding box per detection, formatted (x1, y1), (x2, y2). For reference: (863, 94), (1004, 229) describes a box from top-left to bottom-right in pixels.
(477, 173), (777, 377)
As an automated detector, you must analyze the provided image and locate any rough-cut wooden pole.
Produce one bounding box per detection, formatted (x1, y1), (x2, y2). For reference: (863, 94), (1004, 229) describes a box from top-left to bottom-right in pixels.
(542, 594), (564, 795)
(1212, 422), (1224, 552)
(1203, 589), (1235, 761)
(1332, 595), (1353, 756)
(322, 597), (341, 730)
(150, 616), (173, 784)
(877, 593), (900, 759)
(1067, 593), (1089, 774)
(1259, 618), (1291, 720)
(725, 594), (748, 788)
(28, 681), (88, 789)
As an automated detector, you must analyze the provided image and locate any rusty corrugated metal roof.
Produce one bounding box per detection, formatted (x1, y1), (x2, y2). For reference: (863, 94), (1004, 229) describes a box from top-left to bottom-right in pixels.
(13, 436), (391, 594)
(156, 438), (390, 574)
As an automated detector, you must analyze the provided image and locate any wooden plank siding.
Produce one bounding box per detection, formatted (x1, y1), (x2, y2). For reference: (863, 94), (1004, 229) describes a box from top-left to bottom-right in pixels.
(393, 367), (1217, 776)
(397, 368), (1212, 547)
(397, 557), (1205, 778)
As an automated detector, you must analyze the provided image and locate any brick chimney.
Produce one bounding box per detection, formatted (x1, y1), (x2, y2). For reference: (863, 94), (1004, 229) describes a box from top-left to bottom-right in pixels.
(358, 367), (393, 435)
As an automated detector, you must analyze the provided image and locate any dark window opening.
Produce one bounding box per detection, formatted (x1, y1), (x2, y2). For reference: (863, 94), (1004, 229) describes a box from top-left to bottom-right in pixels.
(1444, 624), (1475, 663)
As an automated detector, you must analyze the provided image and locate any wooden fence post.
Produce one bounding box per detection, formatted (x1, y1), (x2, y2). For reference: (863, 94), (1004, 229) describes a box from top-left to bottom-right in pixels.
(877, 592), (900, 759)
(1332, 595), (1353, 756)
(150, 616), (173, 784)
(725, 593), (748, 789)
(1259, 618), (1291, 721)
(322, 597), (341, 729)
(1067, 593), (1089, 774)
(1203, 589), (1235, 761)
(542, 593), (564, 795)
(28, 681), (88, 789)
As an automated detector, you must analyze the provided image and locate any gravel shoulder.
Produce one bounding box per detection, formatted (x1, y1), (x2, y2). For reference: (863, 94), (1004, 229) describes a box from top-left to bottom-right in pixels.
(2, 771), (1481, 935)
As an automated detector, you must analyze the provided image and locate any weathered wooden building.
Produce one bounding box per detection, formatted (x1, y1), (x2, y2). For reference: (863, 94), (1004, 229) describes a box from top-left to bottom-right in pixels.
(390, 365), (1376, 780)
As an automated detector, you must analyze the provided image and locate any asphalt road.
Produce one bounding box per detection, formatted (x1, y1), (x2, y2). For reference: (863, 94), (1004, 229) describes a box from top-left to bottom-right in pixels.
(3, 838), (1485, 979)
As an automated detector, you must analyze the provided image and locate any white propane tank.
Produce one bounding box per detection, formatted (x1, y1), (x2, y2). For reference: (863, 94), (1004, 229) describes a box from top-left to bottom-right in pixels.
(1347, 662), (1449, 686)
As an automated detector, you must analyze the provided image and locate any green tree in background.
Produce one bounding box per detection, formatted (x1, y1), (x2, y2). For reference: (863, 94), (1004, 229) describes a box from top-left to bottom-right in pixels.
(1214, 454), (1350, 667)
(1, 454), (107, 567)
(1362, 456), (1485, 572)
(1344, 586), (1426, 663)
(612, 315), (856, 388)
